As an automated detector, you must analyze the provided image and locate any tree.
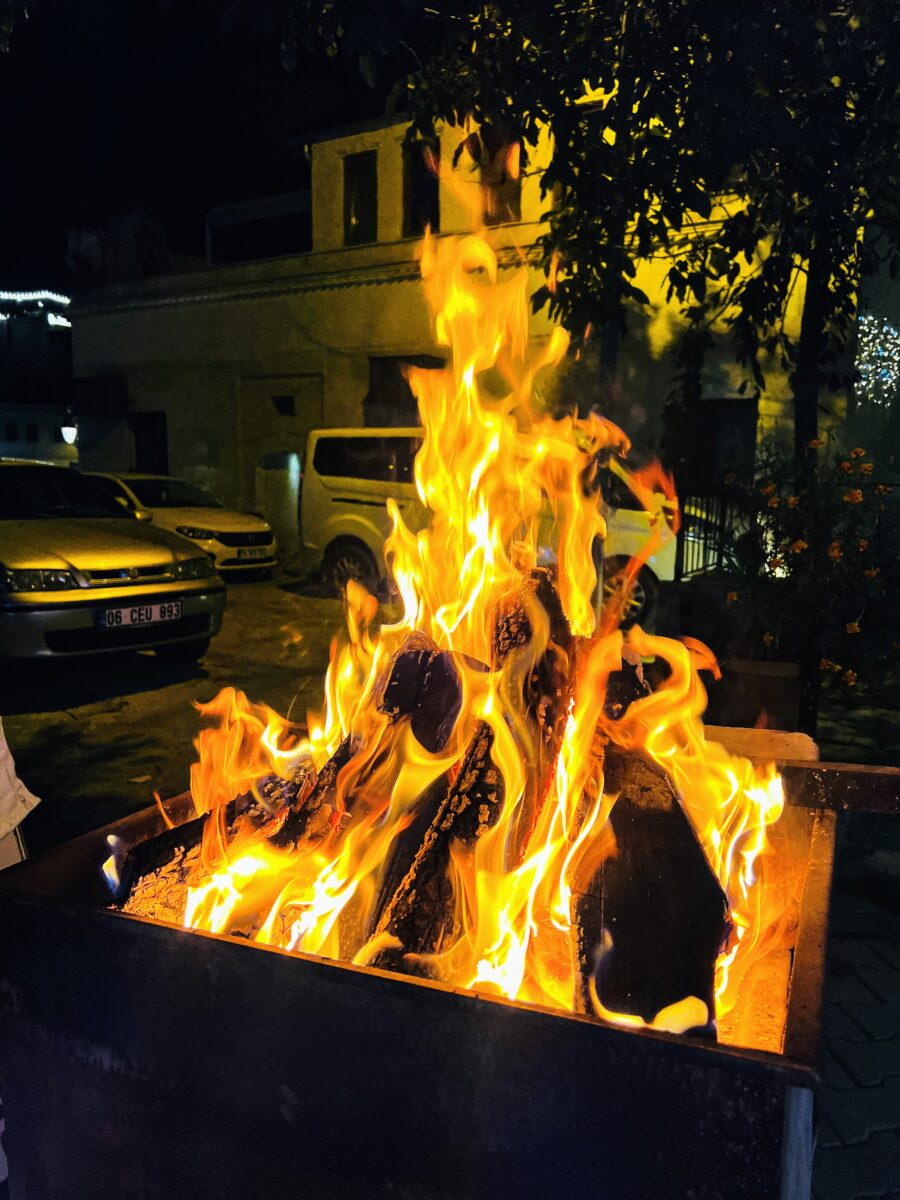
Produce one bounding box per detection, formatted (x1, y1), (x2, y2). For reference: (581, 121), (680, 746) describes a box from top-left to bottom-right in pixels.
(318, 0), (899, 735)
(218, 2), (898, 459)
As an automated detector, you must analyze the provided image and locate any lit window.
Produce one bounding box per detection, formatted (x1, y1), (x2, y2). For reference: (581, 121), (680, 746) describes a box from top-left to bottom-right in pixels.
(480, 127), (522, 227)
(344, 151), (378, 246)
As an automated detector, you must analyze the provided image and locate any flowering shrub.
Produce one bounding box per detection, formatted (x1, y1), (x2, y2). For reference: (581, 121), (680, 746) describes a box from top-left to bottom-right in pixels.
(715, 433), (890, 682)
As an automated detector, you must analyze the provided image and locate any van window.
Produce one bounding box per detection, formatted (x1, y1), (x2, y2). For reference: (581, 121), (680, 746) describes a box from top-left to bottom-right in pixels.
(313, 436), (421, 484)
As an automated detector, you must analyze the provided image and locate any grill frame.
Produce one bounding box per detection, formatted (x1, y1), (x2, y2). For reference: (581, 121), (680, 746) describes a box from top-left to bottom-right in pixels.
(0, 781), (838, 1200)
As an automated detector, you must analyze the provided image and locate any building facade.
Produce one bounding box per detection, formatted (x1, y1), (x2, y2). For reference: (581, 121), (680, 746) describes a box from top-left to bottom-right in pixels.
(0, 290), (77, 466)
(70, 114), (804, 513)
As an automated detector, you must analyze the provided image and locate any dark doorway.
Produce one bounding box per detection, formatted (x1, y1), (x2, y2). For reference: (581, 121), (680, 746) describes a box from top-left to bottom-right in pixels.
(132, 411), (169, 474)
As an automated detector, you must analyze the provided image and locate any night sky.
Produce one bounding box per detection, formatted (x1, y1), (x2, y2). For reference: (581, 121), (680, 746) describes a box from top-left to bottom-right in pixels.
(0, 0), (403, 290)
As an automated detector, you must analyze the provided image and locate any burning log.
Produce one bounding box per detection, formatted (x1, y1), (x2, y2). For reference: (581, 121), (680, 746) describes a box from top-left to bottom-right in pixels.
(267, 737), (355, 848)
(376, 631), (463, 754)
(371, 568), (575, 972)
(116, 760), (317, 916)
(574, 744), (730, 1035)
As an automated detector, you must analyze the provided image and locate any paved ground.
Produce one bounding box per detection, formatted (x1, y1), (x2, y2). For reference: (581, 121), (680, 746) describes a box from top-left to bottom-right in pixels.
(814, 814), (900, 1199)
(1, 572), (898, 1196)
(1, 573), (342, 855)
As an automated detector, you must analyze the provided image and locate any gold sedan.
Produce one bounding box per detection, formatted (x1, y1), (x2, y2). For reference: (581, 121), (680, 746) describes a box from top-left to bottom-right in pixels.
(0, 461), (226, 660)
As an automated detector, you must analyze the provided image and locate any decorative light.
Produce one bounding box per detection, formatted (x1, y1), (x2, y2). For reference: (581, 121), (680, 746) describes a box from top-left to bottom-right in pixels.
(857, 313), (900, 407)
(47, 312), (72, 328)
(60, 407), (78, 445)
(0, 290), (71, 306)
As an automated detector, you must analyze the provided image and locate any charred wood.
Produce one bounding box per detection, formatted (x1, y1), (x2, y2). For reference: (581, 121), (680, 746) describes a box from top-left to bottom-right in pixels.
(372, 569), (574, 972)
(376, 631), (463, 754)
(574, 746), (730, 1037)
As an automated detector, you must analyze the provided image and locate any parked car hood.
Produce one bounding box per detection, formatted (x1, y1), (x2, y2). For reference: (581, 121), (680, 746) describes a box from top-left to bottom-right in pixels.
(0, 518), (207, 571)
(145, 506), (270, 533)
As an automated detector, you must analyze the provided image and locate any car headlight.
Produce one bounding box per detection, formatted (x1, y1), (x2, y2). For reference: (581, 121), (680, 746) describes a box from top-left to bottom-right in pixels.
(176, 526), (217, 540)
(173, 557), (216, 580)
(1, 568), (80, 592)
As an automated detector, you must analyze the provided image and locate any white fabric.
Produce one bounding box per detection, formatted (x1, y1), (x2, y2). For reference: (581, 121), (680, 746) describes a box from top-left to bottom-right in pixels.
(0, 717), (40, 841)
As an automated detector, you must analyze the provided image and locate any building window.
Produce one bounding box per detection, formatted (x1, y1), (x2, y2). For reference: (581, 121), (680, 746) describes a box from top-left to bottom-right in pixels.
(271, 394), (296, 417)
(344, 151), (378, 246)
(4, 421), (18, 442)
(480, 126), (522, 227)
(25, 423), (38, 443)
(404, 142), (440, 237)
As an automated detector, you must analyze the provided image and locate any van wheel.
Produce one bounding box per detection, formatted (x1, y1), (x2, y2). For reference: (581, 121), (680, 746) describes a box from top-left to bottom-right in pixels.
(322, 540), (380, 595)
(601, 557), (658, 629)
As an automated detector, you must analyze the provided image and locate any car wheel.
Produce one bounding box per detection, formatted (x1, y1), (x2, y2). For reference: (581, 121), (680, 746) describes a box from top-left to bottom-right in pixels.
(601, 557), (659, 629)
(322, 540), (380, 595)
(154, 637), (211, 663)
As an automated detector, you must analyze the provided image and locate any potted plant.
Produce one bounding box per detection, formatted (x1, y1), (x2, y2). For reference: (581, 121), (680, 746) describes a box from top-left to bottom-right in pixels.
(701, 431), (890, 732)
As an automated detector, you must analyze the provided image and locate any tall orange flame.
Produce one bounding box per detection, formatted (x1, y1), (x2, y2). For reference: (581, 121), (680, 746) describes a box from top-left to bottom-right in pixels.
(175, 224), (787, 1042)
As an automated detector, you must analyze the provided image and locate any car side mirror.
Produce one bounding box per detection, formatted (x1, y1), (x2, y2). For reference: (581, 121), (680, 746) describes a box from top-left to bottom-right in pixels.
(133, 509), (154, 522)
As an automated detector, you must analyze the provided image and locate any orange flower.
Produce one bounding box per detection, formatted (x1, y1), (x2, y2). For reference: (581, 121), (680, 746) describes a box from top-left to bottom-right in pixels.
(786, 495), (799, 507)
(762, 632), (775, 646)
(842, 669), (858, 687)
(845, 621), (861, 635)
(790, 539), (808, 553)
(843, 489), (863, 504)
(767, 496), (780, 508)
(850, 447), (866, 458)
(860, 462), (874, 474)
(839, 460), (854, 473)
(874, 484), (891, 496)
(808, 438), (825, 449)
(827, 541), (842, 559)
(857, 538), (869, 551)
(726, 590), (738, 605)
(864, 566), (880, 579)
(760, 482), (776, 496)
(819, 658), (833, 671)
(769, 556), (784, 570)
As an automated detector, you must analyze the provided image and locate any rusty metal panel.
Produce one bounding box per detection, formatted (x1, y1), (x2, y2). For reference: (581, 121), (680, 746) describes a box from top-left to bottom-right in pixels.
(0, 897), (806, 1199)
(0, 789), (834, 1199)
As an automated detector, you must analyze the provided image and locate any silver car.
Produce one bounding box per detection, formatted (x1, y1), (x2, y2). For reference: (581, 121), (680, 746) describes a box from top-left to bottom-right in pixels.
(0, 461), (226, 660)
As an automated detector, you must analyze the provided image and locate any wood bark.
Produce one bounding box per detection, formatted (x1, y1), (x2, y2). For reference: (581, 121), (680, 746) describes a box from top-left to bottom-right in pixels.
(371, 568), (575, 973)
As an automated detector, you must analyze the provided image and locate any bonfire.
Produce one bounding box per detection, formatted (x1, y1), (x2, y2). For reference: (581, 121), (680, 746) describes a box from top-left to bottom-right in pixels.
(112, 225), (787, 1044)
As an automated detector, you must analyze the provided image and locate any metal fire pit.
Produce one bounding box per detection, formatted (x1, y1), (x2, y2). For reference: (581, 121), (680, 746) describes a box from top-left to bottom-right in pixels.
(0, 765), (848, 1200)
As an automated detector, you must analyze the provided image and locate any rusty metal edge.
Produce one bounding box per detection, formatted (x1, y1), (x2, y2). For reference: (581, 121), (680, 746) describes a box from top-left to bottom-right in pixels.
(781, 807), (837, 1070)
(780, 762), (900, 815)
(0, 795), (820, 1088)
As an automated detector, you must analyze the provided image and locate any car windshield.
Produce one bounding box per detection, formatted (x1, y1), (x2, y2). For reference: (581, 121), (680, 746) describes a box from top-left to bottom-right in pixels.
(126, 478), (223, 509)
(0, 466), (130, 519)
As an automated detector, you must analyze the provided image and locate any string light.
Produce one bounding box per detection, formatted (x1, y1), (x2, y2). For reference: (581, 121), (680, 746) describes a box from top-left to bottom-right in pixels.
(857, 313), (900, 407)
(0, 290), (71, 306)
(46, 313), (72, 328)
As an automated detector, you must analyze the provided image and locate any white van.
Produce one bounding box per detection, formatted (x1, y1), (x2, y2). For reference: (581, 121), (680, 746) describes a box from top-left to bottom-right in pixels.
(300, 428), (676, 625)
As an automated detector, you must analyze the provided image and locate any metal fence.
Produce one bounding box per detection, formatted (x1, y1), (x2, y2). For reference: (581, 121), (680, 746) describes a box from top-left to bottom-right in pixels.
(675, 492), (746, 580)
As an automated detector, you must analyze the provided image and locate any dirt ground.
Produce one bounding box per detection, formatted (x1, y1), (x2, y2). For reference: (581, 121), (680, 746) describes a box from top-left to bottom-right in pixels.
(2, 574), (343, 855)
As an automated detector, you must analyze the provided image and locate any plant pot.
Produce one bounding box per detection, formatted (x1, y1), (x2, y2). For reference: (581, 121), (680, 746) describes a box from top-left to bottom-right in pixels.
(704, 657), (803, 732)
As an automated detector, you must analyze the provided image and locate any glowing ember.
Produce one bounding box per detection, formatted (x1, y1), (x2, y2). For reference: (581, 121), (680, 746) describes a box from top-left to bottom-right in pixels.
(150, 221), (786, 1037)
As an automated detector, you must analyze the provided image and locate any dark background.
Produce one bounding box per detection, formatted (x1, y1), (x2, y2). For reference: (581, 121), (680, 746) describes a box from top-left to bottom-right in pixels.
(0, 0), (397, 289)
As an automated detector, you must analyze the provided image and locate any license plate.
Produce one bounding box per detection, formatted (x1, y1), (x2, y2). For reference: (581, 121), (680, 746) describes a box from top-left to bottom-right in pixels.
(237, 547), (268, 559)
(98, 600), (183, 629)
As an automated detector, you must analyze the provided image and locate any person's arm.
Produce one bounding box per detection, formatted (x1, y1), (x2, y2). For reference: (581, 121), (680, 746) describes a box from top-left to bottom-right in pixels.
(0, 718), (40, 841)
